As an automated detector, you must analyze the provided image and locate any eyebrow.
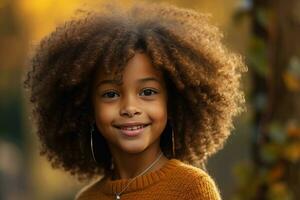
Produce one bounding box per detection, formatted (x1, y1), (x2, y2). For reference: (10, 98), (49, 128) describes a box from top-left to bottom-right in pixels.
(137, 77), (161, 84)
(96, 77), (161, 88)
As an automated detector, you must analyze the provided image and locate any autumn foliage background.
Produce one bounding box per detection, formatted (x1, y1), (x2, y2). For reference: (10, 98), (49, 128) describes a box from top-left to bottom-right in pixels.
(0, 0), (299, 200)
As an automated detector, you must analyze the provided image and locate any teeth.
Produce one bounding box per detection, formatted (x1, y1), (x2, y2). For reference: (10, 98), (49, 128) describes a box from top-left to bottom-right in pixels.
(121, 125), (144, 130)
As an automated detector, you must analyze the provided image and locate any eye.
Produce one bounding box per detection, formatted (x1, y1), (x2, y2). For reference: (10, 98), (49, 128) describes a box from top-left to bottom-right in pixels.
(140, 88), (158, 96)
(101, 91), (119, 99)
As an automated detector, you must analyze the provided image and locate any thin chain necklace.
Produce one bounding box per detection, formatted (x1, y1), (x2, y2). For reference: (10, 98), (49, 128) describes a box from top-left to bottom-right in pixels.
(114, 152), (163, 200)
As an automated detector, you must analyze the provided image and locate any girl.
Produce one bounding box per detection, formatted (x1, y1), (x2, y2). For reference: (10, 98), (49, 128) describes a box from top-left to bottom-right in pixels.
(24, 2), (246, 200)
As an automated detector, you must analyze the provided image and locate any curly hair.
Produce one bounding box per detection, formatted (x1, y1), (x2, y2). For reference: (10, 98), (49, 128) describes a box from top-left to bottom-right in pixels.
(23, 2), (246, 180)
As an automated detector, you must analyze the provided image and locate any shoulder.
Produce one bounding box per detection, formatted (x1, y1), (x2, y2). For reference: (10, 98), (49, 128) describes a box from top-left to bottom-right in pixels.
(75, 177), (104, 200)
(171, 159), (211, 180)
(171, 160), (222, 200)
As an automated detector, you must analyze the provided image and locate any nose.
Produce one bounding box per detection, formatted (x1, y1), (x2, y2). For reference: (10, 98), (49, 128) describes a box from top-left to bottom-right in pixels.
(119, 95), (142, 117)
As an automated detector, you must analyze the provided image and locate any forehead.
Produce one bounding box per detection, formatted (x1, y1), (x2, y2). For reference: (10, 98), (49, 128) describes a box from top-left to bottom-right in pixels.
(95, 53), (164, 84)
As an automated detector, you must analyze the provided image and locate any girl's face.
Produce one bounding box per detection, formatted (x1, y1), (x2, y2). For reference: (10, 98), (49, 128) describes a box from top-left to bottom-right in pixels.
(92, 53), (168, 154)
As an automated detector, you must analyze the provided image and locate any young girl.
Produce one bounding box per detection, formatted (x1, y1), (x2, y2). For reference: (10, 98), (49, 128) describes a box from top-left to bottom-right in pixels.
(24, 2), (246, 200)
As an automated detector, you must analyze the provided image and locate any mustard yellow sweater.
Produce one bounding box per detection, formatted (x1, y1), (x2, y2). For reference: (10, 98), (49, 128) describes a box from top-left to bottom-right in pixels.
(75, 159), (222, 200)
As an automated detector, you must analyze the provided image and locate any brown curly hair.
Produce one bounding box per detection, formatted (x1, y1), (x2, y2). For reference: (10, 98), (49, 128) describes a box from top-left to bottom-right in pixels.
(23, 2), (246, 180)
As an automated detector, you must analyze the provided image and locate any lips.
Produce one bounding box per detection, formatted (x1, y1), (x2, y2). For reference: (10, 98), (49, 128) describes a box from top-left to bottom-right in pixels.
(119, 124), (147, 131)
(114, 123), (150, 137)
(114, 122), (150, 129)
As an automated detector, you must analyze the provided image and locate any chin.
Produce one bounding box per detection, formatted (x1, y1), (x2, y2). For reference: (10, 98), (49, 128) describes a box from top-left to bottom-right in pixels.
(119, 142), (149, 154)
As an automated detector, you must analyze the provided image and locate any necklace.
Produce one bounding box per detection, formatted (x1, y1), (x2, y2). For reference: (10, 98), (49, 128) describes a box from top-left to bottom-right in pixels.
(114, 152), (163, 200)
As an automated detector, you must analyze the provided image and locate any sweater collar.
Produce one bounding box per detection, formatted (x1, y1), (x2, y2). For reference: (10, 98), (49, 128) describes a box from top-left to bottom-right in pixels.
(99, 158), (180, 195)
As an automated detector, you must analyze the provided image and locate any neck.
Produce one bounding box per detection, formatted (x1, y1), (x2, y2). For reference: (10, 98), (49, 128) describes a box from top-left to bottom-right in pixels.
(108, 143), (168, 180)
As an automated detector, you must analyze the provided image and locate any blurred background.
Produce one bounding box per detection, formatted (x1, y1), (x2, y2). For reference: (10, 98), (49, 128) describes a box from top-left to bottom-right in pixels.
(0, 0), (299, 199)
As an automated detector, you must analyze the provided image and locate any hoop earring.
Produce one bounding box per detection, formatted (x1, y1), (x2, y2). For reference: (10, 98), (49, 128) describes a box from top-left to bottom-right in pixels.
(110, 157), (115, 171)
(90, 123), (115, 170)
(172, 127), (176, 158)
(90, 123), (98, 163)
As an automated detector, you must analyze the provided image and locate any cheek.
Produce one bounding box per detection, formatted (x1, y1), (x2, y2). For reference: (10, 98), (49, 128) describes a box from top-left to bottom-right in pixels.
(94, 102), (117, 127)
(146, 100), (168, 124)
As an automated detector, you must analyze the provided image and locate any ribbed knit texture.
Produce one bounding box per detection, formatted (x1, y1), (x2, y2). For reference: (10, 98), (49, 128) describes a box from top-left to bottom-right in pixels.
(75, 159), (222, 200)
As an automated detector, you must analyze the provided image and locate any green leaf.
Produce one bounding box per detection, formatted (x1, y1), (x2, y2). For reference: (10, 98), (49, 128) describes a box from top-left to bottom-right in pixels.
(260, 143), (281, 163)
(268, 122), (287, 144)
(255, 8), (270, 28)
(247, 37), (269, 77)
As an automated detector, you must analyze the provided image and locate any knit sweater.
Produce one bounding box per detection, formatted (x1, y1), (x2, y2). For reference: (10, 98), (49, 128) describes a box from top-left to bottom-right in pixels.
(75, 159), (222, 200)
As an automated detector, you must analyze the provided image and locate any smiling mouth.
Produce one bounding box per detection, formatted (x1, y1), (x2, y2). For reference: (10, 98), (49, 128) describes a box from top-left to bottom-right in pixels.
(114, 124), (150, 137)
(118, 124), (148, 131)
